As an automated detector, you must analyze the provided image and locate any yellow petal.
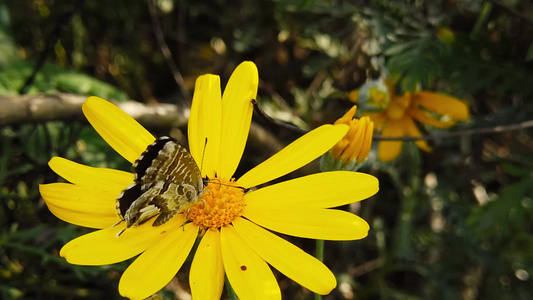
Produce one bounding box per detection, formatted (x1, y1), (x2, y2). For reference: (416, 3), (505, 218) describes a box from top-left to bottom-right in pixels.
(377, 120), (404, 162)
(357, 118), (374, 162)
(232, 218), (336, 295)
(220, 225), (281, 300)
(188, 75), (222, 179)
(60, 216), (181, 265)
(342, 119), (365, 162)
(82, 96), (155, 163)
(48, 157), (133, 190)
(334, 105), (357, 125)
(245, 171), (378, 209)
(331, 138), (349, 160)
(403, 117), (432, 152)
(409, 106), (456, 129)
(217, 62), (259, 180)
(237, 124), (349, 189)
(39, 183), (120, 228)
(242, 207), (369, 240)
(119, 220), (198, 300)
(413, 91), (469, 120)
(190, 229), (224, 300)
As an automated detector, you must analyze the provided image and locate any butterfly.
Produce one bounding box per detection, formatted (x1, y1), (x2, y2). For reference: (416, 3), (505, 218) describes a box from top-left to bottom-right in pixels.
(115, 136), (205, 235)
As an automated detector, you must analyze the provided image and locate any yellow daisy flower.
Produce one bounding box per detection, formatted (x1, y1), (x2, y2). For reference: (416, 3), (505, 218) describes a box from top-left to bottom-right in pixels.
(39, 62), (379, 299)
(361, 81), (469, 162)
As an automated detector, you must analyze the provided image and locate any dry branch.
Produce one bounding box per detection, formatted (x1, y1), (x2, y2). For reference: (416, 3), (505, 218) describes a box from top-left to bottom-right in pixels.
(0, 93), (188, 128)
(0, 93), (286, 160)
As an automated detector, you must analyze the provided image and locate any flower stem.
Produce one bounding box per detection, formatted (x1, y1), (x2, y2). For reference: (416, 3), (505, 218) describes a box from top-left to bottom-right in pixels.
(390, 145), (421, 259)
(315, 239), (325, 300)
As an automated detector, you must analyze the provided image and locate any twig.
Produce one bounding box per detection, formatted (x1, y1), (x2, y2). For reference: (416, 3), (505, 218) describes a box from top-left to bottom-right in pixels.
(18, 0), (87, 95)
(146, 0), (190, 101)
(373, 120), (533, 141)
(3, 94), (530, 143)
(248, 122), (284, 154)
(251, 99), (308, 135)
(348, 258), (384, 277)
(252, 99), (533, 140)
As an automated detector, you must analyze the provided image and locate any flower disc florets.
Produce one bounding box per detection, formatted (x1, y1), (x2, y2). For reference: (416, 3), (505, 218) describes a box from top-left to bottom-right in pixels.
(187, 179), (245, 229)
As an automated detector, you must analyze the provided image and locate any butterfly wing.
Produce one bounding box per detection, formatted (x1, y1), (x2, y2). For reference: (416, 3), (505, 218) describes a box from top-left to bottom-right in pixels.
(134, 137), (203, 191)
(120, 181), (201, 227)
(116, 137), (204, 228)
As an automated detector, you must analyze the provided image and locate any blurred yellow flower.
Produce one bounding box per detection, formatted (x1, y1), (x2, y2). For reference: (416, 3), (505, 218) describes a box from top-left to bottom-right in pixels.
(348, 80), (390, 112)
(362, 81), (469, 162)
(437, 26), (455, 45)
(40, 62), (379, 299)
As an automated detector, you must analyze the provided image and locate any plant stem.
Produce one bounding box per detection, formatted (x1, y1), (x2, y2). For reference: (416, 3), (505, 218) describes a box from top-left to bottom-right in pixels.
(391, 145), (421, 259)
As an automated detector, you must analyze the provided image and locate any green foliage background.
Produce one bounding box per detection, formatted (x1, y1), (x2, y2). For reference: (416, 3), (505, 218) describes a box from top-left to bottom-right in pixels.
(1, 0), (532, 299)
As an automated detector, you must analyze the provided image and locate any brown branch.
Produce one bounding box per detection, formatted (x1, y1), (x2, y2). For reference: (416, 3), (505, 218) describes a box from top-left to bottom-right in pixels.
(248, 122), (284, 154)
(251, 99), (533, 140)
(348, 258), (384, 278)
(3, 93), (530, 150)
(0, 93), (286, 161)
(373, 120), (533, 141)
(0, 93), (188, 128)
(146, 0), (190, 101)
(251, 99), (308, 135)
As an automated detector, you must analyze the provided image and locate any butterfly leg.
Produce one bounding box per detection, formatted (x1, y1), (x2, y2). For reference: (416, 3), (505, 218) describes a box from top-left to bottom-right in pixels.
(153, 209), (179, 226)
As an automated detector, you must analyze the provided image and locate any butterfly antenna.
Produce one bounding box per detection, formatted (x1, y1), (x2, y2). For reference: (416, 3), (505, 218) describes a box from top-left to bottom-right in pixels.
(200, 138), (208, 176)
(116, 228), (127, 238)
(205, 177), (248, 192)
(199, 139), (247, 191)
(112, 219), (124, 227)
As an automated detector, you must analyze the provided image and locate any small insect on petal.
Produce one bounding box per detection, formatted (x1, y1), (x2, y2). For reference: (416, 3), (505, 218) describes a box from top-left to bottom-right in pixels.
(116, 137), (206, 233)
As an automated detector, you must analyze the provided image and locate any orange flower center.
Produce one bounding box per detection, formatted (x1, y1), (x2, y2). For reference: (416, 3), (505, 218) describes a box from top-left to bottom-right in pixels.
(187, 178), (245, 229)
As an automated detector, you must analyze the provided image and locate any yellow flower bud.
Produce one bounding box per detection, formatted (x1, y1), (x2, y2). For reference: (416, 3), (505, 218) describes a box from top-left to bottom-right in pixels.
(321, 106), (374, 171)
